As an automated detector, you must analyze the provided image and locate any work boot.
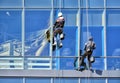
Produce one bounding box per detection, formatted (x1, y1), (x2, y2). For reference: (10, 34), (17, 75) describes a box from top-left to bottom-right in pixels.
(60, 33), (64, 40)
(53, 41), (57, 46)
(59, 42), (63, 48)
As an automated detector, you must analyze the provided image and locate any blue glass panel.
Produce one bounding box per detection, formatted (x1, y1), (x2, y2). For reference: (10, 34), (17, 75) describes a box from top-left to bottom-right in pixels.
(107, 58), (120, 70)
(107, 0), (120, 8)
(80, 27), (103, 56)
(0, 0), (22, 7)
(53, 26), (77, 70)
(107, 9), (120, 26)
(0, 78), (23, 83)
(80, 0), (104, 8)
(106, 27), (120, 56)
(0, 10), (22, 56)
(60, 57), (75, 70)
(25, 10), (50, 56)
(54, 0), (79, 8)
(60, 26), (77, 56)
(92, 58), (104, 70)
(25, 0), (51, 8)
(81, 9), (103, 26)
(63, 0), (78, 8)
(81, 78), (105, 83)
(26, 78), (51, 83)
(108, 78), (120, 83)
(57, 9), (77, 26)
(54, 78), (78, 83)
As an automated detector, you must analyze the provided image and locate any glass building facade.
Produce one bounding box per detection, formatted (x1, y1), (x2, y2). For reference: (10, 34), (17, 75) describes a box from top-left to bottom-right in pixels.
(0, 0), (120, 83)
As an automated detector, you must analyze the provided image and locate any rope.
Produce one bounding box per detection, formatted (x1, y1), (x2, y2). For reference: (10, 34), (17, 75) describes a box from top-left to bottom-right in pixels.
(86, 0), (89, 40)
(59, 0), (62, 12)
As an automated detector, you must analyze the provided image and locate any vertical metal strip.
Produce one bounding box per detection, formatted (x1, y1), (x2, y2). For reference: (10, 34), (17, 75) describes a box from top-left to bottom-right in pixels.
(104, 0), (107, 72)
(86, 0), (89, 40)
(23, 77), (26, 83)
(78, 78), (81, 83)
(77, 0), (81, 70)
(50, 0), (54, 69)
(22, 0), (26, 83)
(51, 78), (53, 83)
(22, 0), (25, 69)
(104, 0), (108, 83)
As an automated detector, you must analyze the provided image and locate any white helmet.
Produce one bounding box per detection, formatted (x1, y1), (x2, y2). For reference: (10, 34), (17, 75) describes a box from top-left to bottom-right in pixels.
(58, 12), (63, 17)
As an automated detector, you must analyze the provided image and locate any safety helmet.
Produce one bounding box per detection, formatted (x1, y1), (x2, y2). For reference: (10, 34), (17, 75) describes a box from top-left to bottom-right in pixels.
(89, 36), (93, 41)
(58, 12), (63, 17)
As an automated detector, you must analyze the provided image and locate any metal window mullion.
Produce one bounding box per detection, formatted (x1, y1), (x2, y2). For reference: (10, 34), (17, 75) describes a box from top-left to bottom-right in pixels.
(49, 0), (54, 70)
(22, 0), (25, 70)
(104, 0), (107, 71)
(104, 0), (108, 83)
(78, 77), (81, 83)
(51, 78), (53, 83)
(77, 0), (81, 70)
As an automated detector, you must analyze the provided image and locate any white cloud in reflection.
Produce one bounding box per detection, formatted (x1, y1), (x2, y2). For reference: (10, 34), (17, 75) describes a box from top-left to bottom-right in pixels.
(62, 48), (71, 56)
(6, 12), (10, 16)
(112, 48), (120, 56)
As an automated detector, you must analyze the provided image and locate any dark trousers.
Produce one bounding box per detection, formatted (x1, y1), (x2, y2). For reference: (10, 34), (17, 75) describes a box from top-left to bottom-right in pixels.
(54, 28), (63, 36)
(82, 51), (93, 69)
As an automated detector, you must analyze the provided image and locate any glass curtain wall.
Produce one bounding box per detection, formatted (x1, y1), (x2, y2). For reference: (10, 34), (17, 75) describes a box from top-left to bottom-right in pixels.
(0, 0), (120, 71)
(0, 0), (120, 83)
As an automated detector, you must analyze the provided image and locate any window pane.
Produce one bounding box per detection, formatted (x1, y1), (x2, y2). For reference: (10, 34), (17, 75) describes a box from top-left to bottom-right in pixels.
(81, 78), (105, 83)
(60, 9), (77, 26)
(54, 0), (78, 8)
(80, 0), (104, 8)
(106, 27), (120, 56)
(63, 0), (78, 8)
(92, 58), (104, 70)
(26, 78), (51, 83)
(107, 58), (120, 70)
(107, 0), (120, 8)
(81, 9), (103, 26)
(25, 10), (50, 56)
(107, 9), (120, 26)
(0, 0), (22, 8)
(60, 26), (77, 56)
(108, 78), (120, 83)
(60, 57), (74, 70)
(25, 0), (51, 8)
(54, 78), (78, 83)
(53, 26), (77, 70)
(0, 10), (22, 56)
(80, 27), (103, 56)
(0, 78), (23, 83)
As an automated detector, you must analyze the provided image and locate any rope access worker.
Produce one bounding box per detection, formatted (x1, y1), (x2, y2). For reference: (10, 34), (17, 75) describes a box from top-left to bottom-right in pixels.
(52, 12), (65, 48)
(82, 36), (96, 69)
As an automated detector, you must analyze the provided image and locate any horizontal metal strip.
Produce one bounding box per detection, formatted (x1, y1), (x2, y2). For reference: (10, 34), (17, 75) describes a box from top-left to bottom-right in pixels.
(0, 56), (120, 58)
(0, 63), (23, 66)
(28, 63), (51, 66)
(0, 68), (23, 70)
(27, 58), (51, 60)
(0, 70), (120, 78)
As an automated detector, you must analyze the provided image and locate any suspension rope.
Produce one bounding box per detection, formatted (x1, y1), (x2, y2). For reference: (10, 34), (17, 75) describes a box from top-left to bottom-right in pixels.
(86, 0), (89, 40)
(59, 0), (62, 12)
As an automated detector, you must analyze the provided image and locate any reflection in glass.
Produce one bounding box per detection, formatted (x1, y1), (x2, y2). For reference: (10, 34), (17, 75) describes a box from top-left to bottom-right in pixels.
(0, 10), (22, 56)
(25, 10), (50, 56)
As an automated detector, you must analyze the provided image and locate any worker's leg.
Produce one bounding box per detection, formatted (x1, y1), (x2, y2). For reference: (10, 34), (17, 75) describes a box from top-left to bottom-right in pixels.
(88, 52), (92, 69)
(58, 29), (63, 47)
(53, 31), (57, 46)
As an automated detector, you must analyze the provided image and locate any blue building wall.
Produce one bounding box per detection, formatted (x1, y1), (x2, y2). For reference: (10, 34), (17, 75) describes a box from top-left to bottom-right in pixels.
(0, 0), (120, 83)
